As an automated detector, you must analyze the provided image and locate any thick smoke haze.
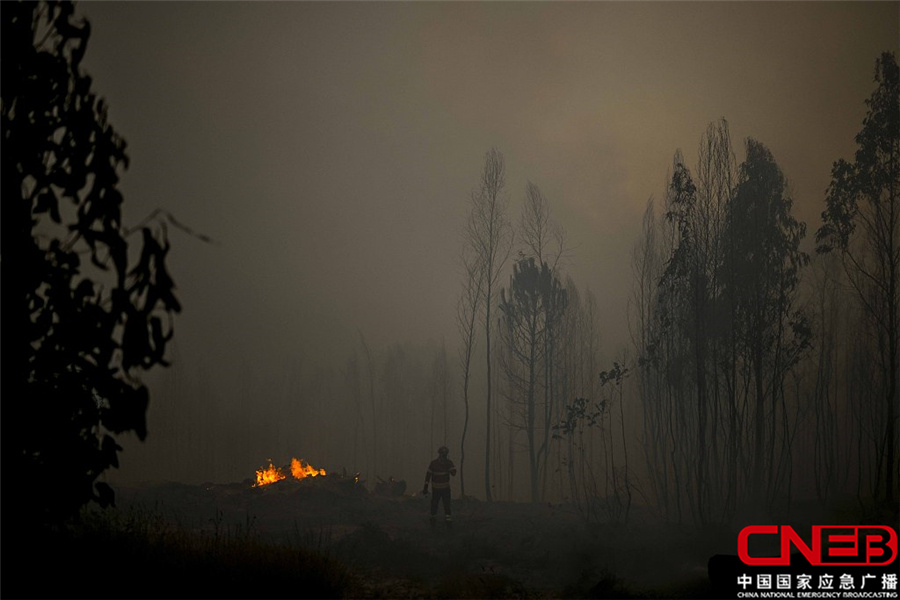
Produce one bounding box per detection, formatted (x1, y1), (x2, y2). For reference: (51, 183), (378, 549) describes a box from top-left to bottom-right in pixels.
(74, 1), (899, 492)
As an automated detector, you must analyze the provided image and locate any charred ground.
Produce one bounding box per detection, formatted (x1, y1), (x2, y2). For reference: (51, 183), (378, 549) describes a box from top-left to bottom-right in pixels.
(7, 475), (742, 599)
(7, 474), (895, 599)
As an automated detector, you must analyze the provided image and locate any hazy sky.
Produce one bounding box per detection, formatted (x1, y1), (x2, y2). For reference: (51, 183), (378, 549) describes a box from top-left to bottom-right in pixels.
(77, 1), (899, 385)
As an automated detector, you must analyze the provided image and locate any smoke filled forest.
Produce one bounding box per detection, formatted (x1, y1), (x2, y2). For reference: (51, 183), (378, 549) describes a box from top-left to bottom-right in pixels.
(2, 1), (899, 599)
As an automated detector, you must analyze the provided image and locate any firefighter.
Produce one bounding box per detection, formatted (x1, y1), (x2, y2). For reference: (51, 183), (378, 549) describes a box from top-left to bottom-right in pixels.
(422, 445), (456, 524)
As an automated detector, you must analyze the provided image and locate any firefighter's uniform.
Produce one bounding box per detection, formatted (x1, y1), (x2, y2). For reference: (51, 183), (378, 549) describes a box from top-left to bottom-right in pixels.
(424, 452), (456, 521)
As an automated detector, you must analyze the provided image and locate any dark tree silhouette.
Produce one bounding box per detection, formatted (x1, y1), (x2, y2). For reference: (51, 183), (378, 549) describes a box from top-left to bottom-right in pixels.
(816, 51), (899, 504)
(722, 138), (810, 506)
(2, 0), (180, 525)
(464, 147), (513, 502)
(499, 256), (567, 502)
(456, 246), (484, 499)
(637, 126), (810, 524)
(658, 150), (713, 523)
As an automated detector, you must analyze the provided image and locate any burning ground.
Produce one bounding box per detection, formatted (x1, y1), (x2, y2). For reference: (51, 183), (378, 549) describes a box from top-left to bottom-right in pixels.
(100, 468), (727, 599)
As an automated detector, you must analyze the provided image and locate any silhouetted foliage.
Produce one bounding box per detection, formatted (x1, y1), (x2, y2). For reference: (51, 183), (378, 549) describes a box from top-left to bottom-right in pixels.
(1, 0), (179, 524)
(637, 123), (811, 524)
(816, 51), (899, 504)
(723, 138), (810, 505)
(499, 255), (567, 502)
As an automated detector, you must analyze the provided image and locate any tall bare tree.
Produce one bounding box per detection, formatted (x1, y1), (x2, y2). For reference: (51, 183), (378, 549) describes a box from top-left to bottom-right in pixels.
(695, 120), (738, 515)
(465, 147), (513, 501)
(519, 182), (569, 500)
(457, 249), (484, 499)
(521, 181), (567, 269)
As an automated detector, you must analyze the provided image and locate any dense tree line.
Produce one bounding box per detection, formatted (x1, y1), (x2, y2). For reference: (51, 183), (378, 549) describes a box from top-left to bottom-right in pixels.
(632, 123), (810, 524)
(632, 52), (898, 522)
(450, 52), (898, 518)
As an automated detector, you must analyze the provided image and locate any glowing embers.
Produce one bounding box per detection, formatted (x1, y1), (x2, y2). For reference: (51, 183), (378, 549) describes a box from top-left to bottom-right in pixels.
(253, 458), (326, 487)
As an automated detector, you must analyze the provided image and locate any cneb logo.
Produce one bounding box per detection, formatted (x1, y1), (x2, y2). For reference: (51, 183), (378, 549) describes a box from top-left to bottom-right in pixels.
(738, 525), (897, 566)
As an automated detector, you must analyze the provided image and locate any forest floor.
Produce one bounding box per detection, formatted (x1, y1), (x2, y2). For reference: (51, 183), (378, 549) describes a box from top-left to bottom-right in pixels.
(7, 475), (896, 599)
(104, 475), (743, 599)
(61, 474), (894, 599)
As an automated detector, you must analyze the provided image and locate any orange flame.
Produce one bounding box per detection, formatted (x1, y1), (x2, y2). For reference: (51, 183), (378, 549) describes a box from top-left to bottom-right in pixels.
(254, 460), (287, 487)
(254, 457), (326, 487)
(290, 457), (326, 479)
